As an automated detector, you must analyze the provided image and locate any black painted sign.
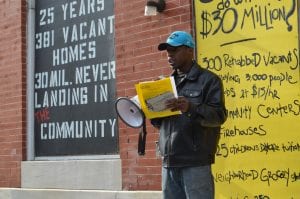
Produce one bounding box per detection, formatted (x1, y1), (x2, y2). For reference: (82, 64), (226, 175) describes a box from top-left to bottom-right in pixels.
(34, 0), (118, 156)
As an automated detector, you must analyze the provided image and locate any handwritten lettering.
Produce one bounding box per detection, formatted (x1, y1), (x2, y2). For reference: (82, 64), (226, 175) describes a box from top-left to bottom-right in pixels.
(229, 194), (271, 199)
(221, 124), (267, 138)
(251, 84), (280, 100)
(196, 0), (299, 197)
(201, 49), (299, 71)
(257, 100), (300, 118)
(215, 168), (294, 187)
(227, 106), (252, 119)
(35, 108), (50, 123)
(291, 172), (300, 182)
(219, 72), (241, 83)
(224, 87), (236, 98)
(200, 1), (297, 39)
(217, 141), (300, 157)
(282, 142), (300, 152)
(245, 72), (298, 86)
(260, 168), (290, 186)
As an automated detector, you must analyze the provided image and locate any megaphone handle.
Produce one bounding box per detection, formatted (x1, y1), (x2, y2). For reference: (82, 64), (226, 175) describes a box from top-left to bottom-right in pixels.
(138, 121), (147, 155)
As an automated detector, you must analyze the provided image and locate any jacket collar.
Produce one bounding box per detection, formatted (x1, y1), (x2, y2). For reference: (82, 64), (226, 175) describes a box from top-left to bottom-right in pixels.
(172, 61), (202, 81)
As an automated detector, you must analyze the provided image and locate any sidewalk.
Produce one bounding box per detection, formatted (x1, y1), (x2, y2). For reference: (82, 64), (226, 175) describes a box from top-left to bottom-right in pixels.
(0, 188), (162, 199)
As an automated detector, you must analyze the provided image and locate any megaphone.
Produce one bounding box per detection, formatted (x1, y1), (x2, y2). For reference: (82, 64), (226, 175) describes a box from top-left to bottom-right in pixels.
(115, 96), (144, 128)
(115, 96), (147, 155)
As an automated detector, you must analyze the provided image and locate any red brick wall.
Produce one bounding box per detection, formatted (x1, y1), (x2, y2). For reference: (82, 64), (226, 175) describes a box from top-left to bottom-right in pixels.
(115, 0), (194, 190)
(0, 0), (193, 190)
(0, 0), (27, 187)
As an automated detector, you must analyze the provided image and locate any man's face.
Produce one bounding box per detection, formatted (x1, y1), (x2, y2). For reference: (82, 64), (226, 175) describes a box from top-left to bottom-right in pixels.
(166, 45), (191, 71)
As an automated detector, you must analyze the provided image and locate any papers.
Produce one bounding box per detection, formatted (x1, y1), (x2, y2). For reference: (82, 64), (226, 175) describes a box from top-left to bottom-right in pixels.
(135, 77), (181, 119)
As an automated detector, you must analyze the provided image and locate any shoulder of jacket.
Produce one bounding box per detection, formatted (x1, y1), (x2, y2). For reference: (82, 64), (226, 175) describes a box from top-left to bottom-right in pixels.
(195, 63), (220, 80)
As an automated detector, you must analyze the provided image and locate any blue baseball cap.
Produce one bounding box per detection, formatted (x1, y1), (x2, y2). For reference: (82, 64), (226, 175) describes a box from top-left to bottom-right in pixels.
(158, 31), (195, 51)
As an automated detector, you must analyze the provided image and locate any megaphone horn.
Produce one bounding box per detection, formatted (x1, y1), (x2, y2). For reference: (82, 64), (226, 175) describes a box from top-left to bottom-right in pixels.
(115, 96), (145, 128)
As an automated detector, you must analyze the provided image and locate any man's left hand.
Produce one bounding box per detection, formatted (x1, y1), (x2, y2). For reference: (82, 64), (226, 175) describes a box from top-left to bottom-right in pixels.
(165, 96), (190, 113)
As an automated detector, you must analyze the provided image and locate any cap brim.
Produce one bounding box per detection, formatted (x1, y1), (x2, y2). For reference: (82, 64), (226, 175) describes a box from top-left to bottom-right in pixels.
(158, 43), (168, 51)
(158, 42), (184, 51)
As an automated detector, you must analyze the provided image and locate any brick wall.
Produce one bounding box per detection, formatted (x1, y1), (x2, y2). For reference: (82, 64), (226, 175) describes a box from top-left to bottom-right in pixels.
(0, 0), (194, 190)
(0, 0), (27, 187)
(115, 0), (193, 190)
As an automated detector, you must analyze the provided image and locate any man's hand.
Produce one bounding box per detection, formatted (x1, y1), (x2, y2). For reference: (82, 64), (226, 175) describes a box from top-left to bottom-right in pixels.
(165, 96), (190, 113)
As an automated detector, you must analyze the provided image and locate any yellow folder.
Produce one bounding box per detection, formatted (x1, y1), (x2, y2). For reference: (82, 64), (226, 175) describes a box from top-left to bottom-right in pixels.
(135, 77), (181, 119)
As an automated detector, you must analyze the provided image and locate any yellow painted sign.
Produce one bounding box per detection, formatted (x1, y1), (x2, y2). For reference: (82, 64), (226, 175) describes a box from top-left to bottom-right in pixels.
(194, 0), (299, 198)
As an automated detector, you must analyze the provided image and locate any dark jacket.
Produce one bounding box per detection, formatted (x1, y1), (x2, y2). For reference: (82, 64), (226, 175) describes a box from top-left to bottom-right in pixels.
(151, 62), (227, 167)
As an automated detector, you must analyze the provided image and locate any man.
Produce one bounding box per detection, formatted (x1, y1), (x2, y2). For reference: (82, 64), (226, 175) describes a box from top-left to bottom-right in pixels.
(151, 31), (227, 199)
